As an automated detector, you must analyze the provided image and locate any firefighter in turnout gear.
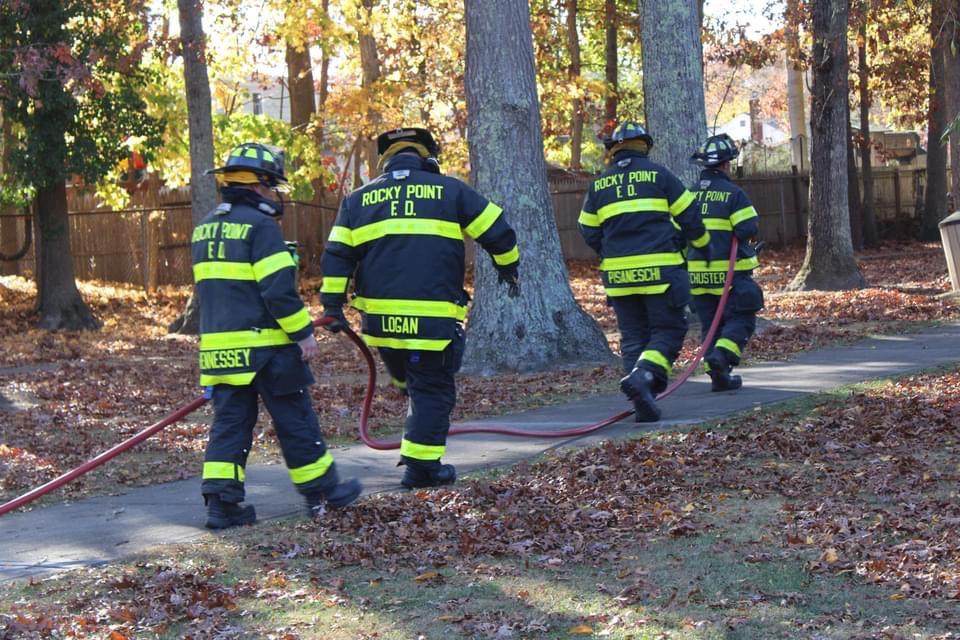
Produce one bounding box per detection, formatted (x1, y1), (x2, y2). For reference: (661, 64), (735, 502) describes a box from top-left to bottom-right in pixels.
(688, 134), (763, 391)
(192, 142), (362, 529)
(320, 127), (520, 489)
(578, 122), (710, 422)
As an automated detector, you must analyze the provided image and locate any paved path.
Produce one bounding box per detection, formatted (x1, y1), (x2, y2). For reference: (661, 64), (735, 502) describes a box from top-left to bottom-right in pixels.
(1, 323), (958, 583)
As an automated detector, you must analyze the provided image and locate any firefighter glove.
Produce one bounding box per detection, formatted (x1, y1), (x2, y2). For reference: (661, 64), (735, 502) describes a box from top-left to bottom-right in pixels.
(322, 306), (347, 333)
(497, 266), (521, 299)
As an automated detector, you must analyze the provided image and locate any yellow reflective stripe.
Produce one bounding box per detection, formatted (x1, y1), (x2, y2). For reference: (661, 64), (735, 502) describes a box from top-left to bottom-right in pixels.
(200, 372), (256, 386)
(669, 190), (696, 216)
(203, 461), (245, 482)
(600, 252), (684, 271)
(200, 328), (292, 350)
(493, 245), (519, 266)
(640, 349), (671, 375)
(703, 218), (733, 231)
(690, 231), (711, 248)
(288, 451), (334, 485)
(605, 284), (670, 296)
(464, 202), (503, 239)
(352, 297), (467, 320)
(692, 287), (724, 295)
(687, 256), (759, 272)
(400, 438), (446, 461)
(596, 198), (670, 222)
(320, 276), (349, 293)
(362, 335), (451, 351)
(730, 206), (759, 226)
(390, 377), (407, 390)
(193, 261), (255, 281)
(716, 338), (742, 358)
(351, 218), (463, 245)
(328, 225), (354, 246)
(578, 209), (600, 227)
(253, 251), (295, 281)
(276, 307), (311, 334)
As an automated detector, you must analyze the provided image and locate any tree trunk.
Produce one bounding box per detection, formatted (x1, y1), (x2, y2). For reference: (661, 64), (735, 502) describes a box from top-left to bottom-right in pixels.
(35, 181), (100, 330)
(847, 116), (863, 250)
(788, 0), (865, 291)
(858, 3), (879, 247)
(463, 0), (612, 374)
(286, 44), (316, 134)
(922, 0), (948, 240)
(639, 0), (707, 186)
(359, 0), (381, 181)
(785, 0), (808, 171)
(944, 1), (960, 210)
(603, 0), (618, 134)
(170, 0), (218, 334)
(566, 0), (583, 169)
(1, 116), (21, 276)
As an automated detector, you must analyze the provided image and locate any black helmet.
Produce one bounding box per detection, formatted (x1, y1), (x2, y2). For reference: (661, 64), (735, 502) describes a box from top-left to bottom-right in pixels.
(207, 142), (289, 190)
(376, 127), (440, 158)
(603, 121), (654, 151)
(691, 134), (739, 167)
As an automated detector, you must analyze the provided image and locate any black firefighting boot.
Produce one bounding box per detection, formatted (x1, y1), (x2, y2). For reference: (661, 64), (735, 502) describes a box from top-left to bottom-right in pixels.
(304, 464), (363, 517)
(204, 494), (256, 530)
(399, 456), (457, 489)
(618, 367), (661, 423)
(705, 354), (742, 392)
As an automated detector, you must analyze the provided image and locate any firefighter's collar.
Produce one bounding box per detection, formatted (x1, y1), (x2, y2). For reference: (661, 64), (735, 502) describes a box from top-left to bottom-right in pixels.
(383, 153), (429, 174)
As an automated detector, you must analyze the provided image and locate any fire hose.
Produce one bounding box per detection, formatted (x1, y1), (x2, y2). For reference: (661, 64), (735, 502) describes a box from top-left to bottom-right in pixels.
(0, 239), (738, 516)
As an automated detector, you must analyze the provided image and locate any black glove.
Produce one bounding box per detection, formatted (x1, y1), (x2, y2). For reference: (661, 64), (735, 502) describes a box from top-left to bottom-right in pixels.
(497, 266), (520, 299)
(322, 306), (347, 333)
(284, 241), (300, 269)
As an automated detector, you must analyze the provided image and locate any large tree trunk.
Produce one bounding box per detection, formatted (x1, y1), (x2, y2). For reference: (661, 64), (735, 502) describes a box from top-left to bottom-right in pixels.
(788, 0), (865, 291)
(170, 0), (218, 334)
(943, 0), (960, 210)
(785, 0), (808, 172)
(858, 2), (879, 247)
(358, 0), (381, 181)
(639, 0), (707, 186)
(603, 0), (618, 134)
(922, 0), (948, 240)
(463, 0), (611, 374)
(566, 0), (583, 169)
(846, 116), (863, 250)
(35, 182), (100, 330)
(286, 45), (316, 134)
(1, 116), (22, 276)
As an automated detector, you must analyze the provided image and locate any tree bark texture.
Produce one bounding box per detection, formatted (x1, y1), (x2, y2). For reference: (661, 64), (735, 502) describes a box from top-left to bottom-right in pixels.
(944, 1), (960, 209)
(566, 0), (583, 169)
(858, 5), (879, 247)
(788, 0), (865, 291)
(785, 0), (808, 171)
(359, 0), (381, 181)
(846, 117), (863, 250)
(463, 0), (612, 374)
(639, 0), (707, 186)
(286, 44), (316, 134)
(35, 181), (100, 330)
(172, 0), (218, 334)
(922, 0), (949, 240)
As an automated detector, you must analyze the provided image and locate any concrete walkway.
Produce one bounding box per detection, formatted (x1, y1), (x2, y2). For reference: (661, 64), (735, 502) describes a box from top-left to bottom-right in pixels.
(1, 322), (958, 583)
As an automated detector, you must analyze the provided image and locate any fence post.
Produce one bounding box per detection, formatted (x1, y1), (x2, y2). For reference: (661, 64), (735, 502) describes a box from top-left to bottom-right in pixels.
(893, 166), (901, 218)
(791, 165), (804, 242)
(140, 210), (149, 291)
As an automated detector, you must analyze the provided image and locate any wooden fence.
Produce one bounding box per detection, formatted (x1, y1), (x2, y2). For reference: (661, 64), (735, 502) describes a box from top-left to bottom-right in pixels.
(0, 166), (932, 287)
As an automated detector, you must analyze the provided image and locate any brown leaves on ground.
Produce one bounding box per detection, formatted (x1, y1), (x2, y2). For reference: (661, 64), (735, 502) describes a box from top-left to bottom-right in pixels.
(1, 241), (957, 506)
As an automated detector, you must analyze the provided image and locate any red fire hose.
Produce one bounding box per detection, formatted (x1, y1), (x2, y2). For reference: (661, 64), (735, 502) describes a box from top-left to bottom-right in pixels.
(0, 239), (738, 515)
(349, 237), (739, 449)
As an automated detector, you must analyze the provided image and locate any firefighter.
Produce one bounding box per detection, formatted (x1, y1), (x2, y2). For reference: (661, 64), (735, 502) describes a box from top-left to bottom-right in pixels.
(192, 142), (362, 530)
(578, 122), (710, 422)
(320, 127), (520, 489)
(688, 134), (763, 391)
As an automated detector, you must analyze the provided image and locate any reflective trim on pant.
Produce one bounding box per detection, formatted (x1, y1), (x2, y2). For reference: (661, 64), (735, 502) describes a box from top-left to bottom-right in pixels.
(399, 438), (446, 461)
(692, 286), (757, 369)
(288, 451), (334, 485)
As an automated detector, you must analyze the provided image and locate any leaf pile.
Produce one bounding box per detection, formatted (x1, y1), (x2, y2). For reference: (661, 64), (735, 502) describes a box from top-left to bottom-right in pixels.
(0, 566), (243, 639)
(276, 367), (960, 604)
